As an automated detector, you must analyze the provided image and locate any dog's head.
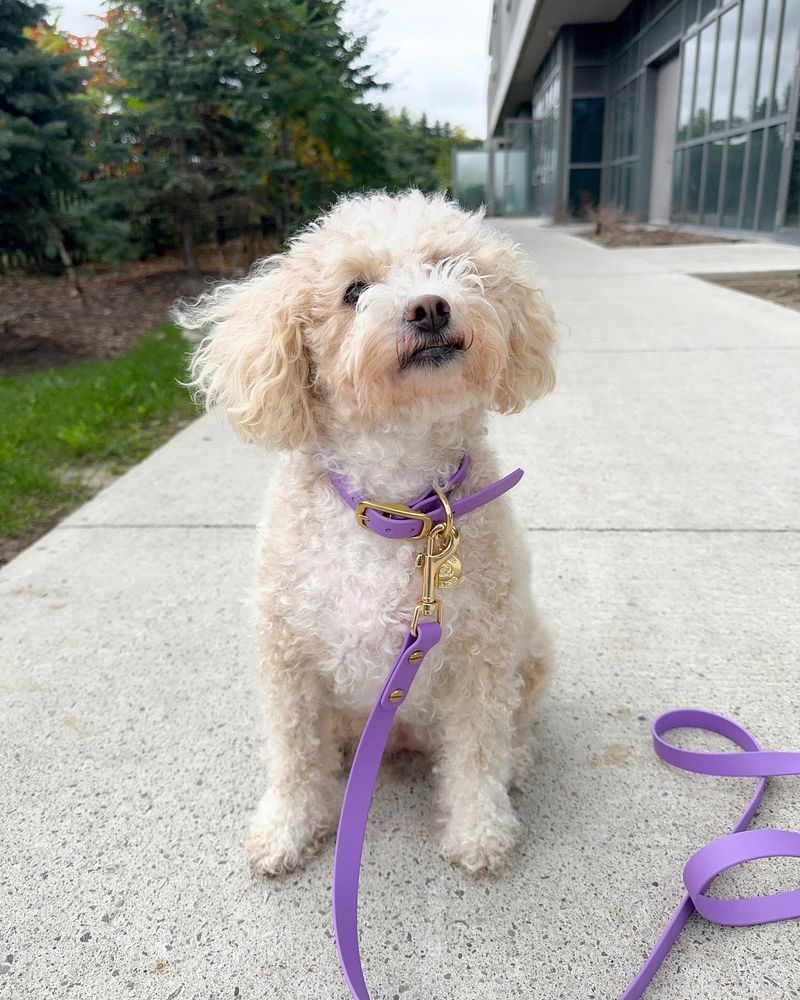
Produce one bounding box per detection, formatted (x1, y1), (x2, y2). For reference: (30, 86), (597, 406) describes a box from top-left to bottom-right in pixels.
(181, 191), (556, 449)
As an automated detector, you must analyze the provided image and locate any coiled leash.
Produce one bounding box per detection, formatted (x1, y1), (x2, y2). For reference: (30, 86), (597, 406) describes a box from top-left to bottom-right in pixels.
(328, 459), (800, 999)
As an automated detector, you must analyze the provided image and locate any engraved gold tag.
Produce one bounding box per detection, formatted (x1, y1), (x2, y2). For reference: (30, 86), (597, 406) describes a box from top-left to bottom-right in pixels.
(434, 553), (462, 589)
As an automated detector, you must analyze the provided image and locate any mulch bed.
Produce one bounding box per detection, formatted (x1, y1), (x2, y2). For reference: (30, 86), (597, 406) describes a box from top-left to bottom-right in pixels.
(0, 268), (205, 371)
(0, 239), (276, 372)
(580, 226), (736, 248)
(701, 271), (800, 313)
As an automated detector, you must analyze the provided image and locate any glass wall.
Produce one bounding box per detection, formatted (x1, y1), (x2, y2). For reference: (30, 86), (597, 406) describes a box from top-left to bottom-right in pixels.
(774, 1), (800, 115)
(677, 33), (698, 141)
(571, 98), (605, 163)
(692, 21), (716, 136)
(731, 0), (763, 126)
(452, 151), (489, 211)
(711, 8), (737, 130)
(672, 0), (800, 232)
(492, 148), (530, 215)
(530, 41), (562, 217)
(569, 97), (605, 214)
(606, 0), (686, 215)
(607, 77), (641, 213)
(721, 133), (746, 225)
(452, 144), (532, 217)
(787, 103), (800, 228)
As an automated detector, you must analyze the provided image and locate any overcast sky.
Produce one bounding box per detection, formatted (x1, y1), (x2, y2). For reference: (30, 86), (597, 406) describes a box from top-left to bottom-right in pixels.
(50, 0), (491, 137)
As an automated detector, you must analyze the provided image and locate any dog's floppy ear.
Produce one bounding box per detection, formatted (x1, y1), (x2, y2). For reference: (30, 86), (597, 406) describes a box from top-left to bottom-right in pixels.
(179, 259), (315, 451)
(491, 251), (556, 414)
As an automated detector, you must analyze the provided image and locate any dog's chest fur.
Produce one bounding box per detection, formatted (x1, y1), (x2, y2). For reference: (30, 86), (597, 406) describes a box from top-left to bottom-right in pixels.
(256, 434), (507, 717)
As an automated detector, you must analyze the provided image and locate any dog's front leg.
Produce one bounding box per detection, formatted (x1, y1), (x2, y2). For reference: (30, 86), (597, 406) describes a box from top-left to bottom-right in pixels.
(246, 628), (341, 877)
(434, 648), (521, 875)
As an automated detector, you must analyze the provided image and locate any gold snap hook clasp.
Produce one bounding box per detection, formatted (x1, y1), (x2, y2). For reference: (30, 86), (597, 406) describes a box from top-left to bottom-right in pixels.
(410, 520), (461, 634)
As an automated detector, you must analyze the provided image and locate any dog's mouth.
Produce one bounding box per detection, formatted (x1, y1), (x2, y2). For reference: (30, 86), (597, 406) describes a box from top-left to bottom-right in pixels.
(400, 336), (466, 371)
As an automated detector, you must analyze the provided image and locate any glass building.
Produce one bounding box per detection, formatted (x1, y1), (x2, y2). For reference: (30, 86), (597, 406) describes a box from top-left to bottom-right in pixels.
(454, 0), (800, 241)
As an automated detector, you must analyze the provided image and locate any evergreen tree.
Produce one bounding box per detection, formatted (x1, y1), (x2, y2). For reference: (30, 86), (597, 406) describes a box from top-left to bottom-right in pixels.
(239, 0), (386, 230)
(98, 0), (385, 268)
(0, 0), (89, 281)
(100, 0), (262, 275)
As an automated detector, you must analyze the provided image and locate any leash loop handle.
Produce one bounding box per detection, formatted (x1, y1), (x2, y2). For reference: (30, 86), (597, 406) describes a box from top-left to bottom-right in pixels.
(619, 708), (800, 999)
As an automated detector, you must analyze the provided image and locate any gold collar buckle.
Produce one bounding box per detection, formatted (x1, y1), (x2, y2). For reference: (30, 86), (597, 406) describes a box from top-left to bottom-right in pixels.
(354, 499), (433, 540)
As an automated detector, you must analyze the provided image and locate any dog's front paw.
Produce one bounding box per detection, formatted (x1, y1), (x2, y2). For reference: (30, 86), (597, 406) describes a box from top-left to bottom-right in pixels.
(439, 792), (519, 874)
(246, 786), (338, 877)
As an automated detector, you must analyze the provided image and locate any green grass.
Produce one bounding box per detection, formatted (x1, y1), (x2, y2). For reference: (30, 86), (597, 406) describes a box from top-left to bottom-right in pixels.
(0, 324), (199, 549)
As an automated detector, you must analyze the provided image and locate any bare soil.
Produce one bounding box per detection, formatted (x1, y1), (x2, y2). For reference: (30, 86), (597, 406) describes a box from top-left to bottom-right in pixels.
(0, 238), (276, 372)
(701, 271), (800, 313)
(0, 526), (56, 567)
(580, 226), (737, 248)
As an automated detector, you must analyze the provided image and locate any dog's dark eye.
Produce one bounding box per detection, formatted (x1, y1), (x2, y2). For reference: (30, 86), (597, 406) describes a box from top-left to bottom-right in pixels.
(344, 281), (370, 307)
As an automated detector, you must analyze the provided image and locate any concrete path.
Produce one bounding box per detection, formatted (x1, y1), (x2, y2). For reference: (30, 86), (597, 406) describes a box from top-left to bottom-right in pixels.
(2, 224), (799, 1000)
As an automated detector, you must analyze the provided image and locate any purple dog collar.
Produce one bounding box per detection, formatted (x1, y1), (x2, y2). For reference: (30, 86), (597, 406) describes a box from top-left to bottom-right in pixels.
(328, 468), (800, 998)
(329, 454), (524, 540)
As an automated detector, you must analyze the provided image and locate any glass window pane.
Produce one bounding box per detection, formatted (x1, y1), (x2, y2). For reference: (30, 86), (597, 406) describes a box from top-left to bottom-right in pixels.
(621, 163), (634, 213)
(701, 0), (717, 18)
(686, 143), (705, 219)
(620, 165), (630, 212)
(627, 80), (639, 157)
(702, 138), (724, 223)
(758, 124), (786, 230)
(774, 0), (800, 116)
(755, 0), (782, 120)
(571, 98), (605, 163)
(672, 146), (686, 221)
(621, 86), (629, 158)
(711, 8), (738, 131)
(692, 23), (716, 138)
(741, 128), (764, 228)
(623, 164), (637, 213)
(731, 0), (764, 126)
(677, 34), (699, 142)
(569, 168), (602, 215)
(786, 114), (800, 227)
(454, 152), (489, 211)
(722, 133), (747, 227)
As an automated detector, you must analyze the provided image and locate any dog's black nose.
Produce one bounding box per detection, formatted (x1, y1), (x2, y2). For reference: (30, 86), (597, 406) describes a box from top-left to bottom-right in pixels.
(404, 295), (450, 334)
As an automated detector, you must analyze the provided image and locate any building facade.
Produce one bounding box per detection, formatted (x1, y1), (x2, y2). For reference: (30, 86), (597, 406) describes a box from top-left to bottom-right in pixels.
(456, 0), (800, 240)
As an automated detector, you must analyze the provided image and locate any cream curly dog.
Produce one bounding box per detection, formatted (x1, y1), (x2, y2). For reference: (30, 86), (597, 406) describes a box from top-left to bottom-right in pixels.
(180, 190), (556, 876)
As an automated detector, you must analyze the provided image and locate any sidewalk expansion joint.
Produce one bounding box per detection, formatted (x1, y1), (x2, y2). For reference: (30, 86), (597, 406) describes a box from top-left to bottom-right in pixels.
(563, 346), (800, 355)
(56, 524), (798, 533)
(61, 523), (257, 529)
(526, 526), (799, 533)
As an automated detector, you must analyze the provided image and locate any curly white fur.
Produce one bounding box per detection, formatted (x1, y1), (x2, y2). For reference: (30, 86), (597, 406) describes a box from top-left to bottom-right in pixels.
(176, 190), (557, 876)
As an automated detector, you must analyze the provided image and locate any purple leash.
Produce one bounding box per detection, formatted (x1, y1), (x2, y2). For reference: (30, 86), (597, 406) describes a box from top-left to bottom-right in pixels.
(618, 708), (800, 997)
(329, 467), (800, 999)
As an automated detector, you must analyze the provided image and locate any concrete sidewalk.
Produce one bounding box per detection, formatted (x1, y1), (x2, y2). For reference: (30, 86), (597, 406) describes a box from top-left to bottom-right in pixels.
(2, 224), (799, 1000)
